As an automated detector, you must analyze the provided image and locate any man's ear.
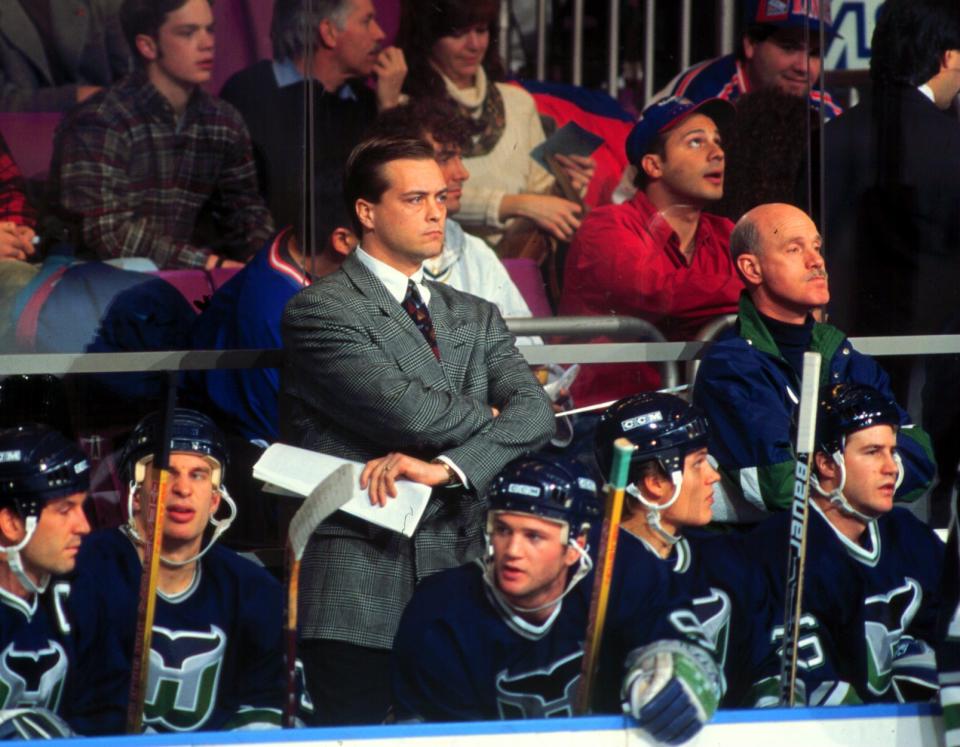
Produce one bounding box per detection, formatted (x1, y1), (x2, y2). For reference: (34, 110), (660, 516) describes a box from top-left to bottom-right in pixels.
(135, 33), (159, 63)
(355, 200), (375, 232)
(329, 227), (358, 257)
(640, 153), (663, 181)
(742, 34), (756, 62)
(318, 18), (339, 49)
(736, 253), (762, 286)
(0, 507), (25, 545)
(814, 450), (840, 484)
(640, 472), (672, 505)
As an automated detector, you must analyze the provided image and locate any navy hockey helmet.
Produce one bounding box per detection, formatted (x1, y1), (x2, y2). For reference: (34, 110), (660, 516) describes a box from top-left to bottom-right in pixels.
(487, 456), (601, 541)
(0, 425), (89, 520)
(120, 407), (229, 488)
(817, 383), (900, 455)
(594, 393), (710, 483)
(0, 425), (89, 595)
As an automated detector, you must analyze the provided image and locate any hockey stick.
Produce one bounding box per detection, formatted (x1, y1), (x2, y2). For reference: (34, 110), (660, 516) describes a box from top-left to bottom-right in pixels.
(283, 463), (355, 727)
(575, 437), (636, 714)
(778, 351), (823, 706)
(126, 373), (177, 733)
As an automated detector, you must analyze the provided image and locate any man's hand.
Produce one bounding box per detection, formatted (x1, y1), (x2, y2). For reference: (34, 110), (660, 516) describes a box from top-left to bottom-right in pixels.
(0, 221), (36, 261)
(75, 85), (102, 103)
(204, 254), (245, 270)
(502, 194), (583, 241)
(360, 452), (451, 507)
(553, 153), (596, 195)
(373, 46), (407, 111)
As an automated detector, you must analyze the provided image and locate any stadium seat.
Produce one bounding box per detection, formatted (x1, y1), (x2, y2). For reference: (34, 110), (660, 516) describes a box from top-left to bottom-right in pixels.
(151, 270), (214, 314)
(503, 258), (553, 318)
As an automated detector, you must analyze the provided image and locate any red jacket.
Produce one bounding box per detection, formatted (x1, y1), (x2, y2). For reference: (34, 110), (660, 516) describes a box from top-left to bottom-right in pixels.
(559, 190), (742, 404)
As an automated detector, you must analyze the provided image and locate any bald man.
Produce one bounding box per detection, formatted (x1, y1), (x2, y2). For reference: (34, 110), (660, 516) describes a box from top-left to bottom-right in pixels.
(692, 203), (935, 523)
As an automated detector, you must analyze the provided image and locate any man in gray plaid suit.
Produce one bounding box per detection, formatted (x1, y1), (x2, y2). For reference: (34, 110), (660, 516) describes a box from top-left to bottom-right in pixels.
(279, 135), (555, 724)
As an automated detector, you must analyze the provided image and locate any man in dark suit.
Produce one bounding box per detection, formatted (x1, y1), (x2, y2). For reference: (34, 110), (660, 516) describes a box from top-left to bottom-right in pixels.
(279, 135), (555, 725)
(0, 0), (130, 112)
(823, 0), (960, 521)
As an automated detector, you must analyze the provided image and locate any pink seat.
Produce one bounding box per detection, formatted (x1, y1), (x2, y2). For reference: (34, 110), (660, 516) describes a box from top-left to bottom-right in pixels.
(209, 266), (241, 290)
(0, 112), (62, 178)
(503, 258), (553, 318)
(151, 270), (214, 314)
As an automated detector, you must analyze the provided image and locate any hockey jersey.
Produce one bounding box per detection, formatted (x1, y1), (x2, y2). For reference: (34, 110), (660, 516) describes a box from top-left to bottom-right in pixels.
(938, 506), (960, 746)
(392, 528), (720, 721)
(0, 584), (73, 713)
(63, 529), (285, 734)
(752, 504), (944, 705)
(627, 529), (779, 707)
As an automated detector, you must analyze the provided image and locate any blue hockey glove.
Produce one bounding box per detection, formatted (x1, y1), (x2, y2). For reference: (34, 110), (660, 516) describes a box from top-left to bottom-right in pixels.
(622, 640), (723, 745)
(891, 636), (939, 702)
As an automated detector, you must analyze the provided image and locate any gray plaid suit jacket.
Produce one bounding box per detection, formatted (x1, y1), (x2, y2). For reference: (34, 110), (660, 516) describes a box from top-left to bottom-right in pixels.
(279, 252), (554, 649)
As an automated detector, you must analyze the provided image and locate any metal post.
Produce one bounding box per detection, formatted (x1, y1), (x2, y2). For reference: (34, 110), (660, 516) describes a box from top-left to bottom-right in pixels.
(643, 0), (655, 105)
(499, 0), (510, 71)
(719, 0), (736, 55)
(607, 0), (620, 96)
(572, 0), (584, 85)
(680, 0), (692, 70)
(536, 0), (547, 80)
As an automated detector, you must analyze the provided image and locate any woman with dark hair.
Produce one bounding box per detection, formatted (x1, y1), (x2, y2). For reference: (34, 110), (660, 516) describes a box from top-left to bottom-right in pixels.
(397, 0), (594, 247)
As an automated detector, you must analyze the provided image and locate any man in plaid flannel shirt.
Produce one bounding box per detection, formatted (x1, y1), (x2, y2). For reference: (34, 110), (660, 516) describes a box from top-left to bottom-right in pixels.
(0, 132), (36, 262)
(49, 0), (273, 270)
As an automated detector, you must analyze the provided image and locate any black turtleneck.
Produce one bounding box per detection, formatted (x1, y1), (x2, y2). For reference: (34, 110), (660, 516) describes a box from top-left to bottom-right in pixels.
(759, 311), (814, 378)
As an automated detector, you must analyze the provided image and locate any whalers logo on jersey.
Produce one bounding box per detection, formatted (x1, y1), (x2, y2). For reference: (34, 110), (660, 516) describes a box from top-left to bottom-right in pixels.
(691, 589), (732, 668)
(0, 640), (67, 710)
(495, 650), (582, 719)
(864, 578), (921, 697)
(143, 625), (226, 732)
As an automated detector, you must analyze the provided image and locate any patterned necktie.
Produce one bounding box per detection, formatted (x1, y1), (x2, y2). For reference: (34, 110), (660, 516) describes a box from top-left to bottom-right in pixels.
(402, 280), (440, 360)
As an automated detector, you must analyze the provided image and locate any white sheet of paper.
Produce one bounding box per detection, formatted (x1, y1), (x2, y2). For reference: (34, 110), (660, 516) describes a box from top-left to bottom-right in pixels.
(252, 443), (432, 537)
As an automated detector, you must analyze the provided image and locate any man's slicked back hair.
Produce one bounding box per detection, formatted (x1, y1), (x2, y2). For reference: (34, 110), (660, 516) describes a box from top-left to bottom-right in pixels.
(270, 0), (353, 61)
(367, 97), (471, 151)
(870, 0), (960, 87)
(343, 135), (437, 235)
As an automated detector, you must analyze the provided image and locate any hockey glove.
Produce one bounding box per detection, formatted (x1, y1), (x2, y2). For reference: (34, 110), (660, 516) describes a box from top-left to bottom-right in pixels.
(622, 640), (723, 745)
(891, 636), (939, 702)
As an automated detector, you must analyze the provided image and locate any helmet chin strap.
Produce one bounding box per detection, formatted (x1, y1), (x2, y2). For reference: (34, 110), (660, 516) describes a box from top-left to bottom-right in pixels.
(811, 449), (904, 525)
(481, 535), (593, 616)
(625, 468), (683, 547)
(126, 480), (237, 568)
(0, 517), (49, 596)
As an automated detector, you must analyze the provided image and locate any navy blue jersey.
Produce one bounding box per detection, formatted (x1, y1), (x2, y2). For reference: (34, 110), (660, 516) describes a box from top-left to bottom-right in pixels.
(629, 530), (778, 707)
(392, 528), (717, 721)
(937, 507), (960, 745)
(753, 504), (944, 704)
(0, 583), (73, 712)
(63, 529), (285, 734)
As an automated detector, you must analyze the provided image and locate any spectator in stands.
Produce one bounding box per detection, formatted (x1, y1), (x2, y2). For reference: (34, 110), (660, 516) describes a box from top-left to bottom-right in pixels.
(48, 0), (273, 270)
(279, 135), (553, 724)
(559, 97), (742, 405)
(397, 0), (594, 248)
(822, 0), (960, 522)
(692, 203), (936, 524)
(0, 0), (130, 112)
(0, 131), (36, 261)
(656, 0), (841, 120)
(220, 0), (406, 240)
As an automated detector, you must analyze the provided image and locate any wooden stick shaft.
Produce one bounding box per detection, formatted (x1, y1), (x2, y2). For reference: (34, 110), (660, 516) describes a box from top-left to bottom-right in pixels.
(284, 554), (301, 728)
(576, 438), (634, 714)
(126, 469), (168, 732)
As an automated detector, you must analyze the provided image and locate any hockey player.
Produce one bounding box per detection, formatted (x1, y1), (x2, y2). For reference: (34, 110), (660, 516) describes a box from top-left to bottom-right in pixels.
(64, 408), (286, 734)
(593, 393), (778, 707)
(392, 455), (723, 744)
(0, 425), (90, 737)
(753, 383), (944, 705)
